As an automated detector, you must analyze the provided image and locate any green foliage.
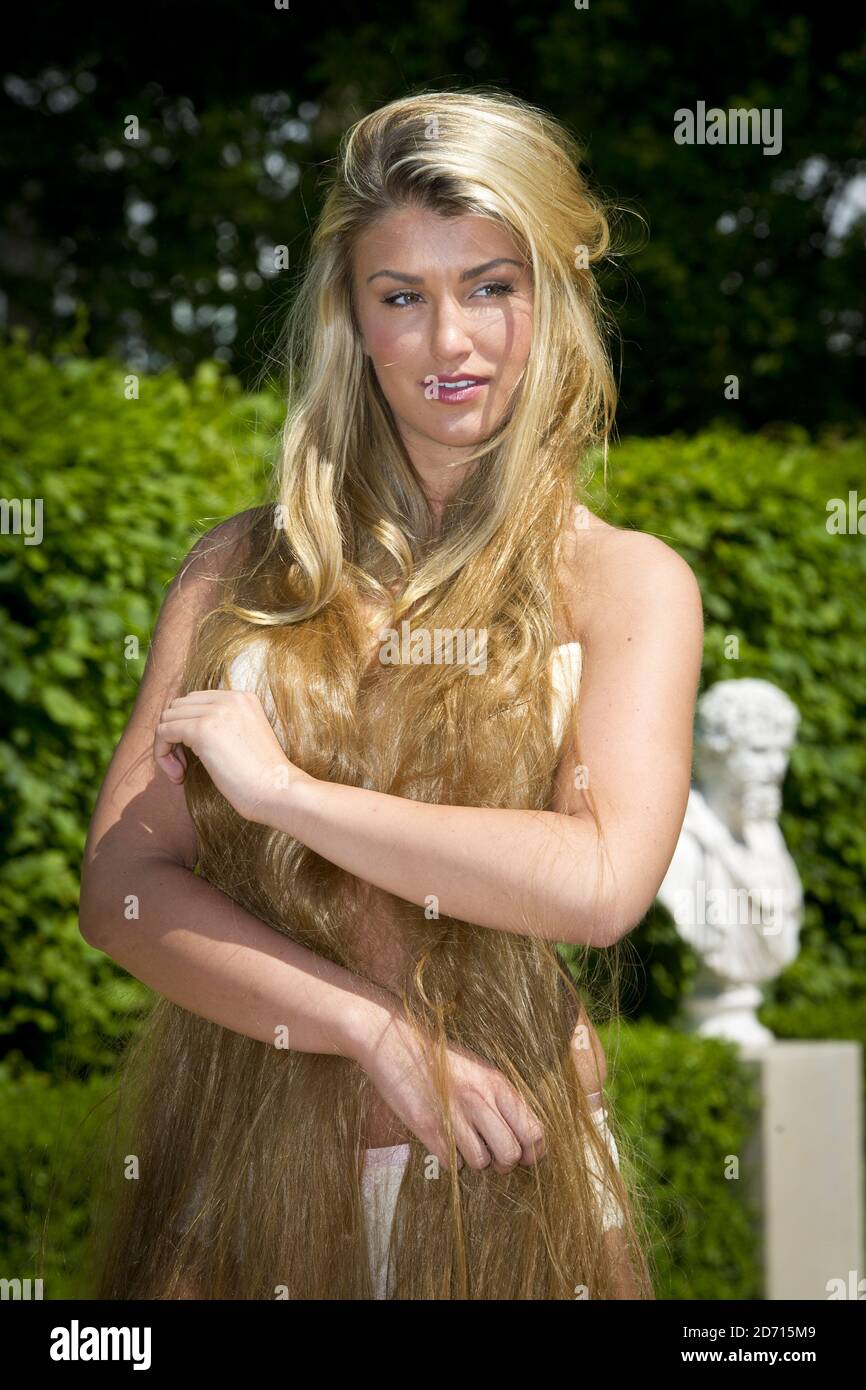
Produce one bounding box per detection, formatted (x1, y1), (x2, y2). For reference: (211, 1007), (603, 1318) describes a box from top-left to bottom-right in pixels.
(603, 1020), (763, 1300)
(0, 334), (282, 1077)
(4, 2), (864, 431)
(0, 1069), (116, 1300)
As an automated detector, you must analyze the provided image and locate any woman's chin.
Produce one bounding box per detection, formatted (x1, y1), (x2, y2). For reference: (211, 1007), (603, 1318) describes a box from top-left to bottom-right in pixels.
(410, 414), (501, 449)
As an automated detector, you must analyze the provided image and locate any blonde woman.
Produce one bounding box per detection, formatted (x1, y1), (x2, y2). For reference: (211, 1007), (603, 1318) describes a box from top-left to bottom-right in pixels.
(81, 88), (703, 1300)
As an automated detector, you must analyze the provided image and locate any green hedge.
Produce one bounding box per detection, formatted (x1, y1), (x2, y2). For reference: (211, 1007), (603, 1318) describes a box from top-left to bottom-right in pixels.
(0, 333), (283, 1077)
(0, 1069), (116, 1300)
(605, 1020), (763, 1300)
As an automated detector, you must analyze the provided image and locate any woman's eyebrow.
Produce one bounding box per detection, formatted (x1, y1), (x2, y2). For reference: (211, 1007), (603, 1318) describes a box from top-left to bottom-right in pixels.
(366, 257), (525, 285)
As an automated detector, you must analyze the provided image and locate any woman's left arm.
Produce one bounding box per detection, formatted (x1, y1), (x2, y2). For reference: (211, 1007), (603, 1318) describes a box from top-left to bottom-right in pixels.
(160, 534), (704, 947)
(271, 534), (703, 946)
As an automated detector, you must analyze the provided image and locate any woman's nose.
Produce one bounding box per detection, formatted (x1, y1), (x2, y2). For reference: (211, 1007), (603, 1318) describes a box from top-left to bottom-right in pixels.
(429, 299), (474, 359)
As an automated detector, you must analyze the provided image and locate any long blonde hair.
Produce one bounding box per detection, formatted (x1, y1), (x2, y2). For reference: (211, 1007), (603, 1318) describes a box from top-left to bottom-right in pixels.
(90, 86), (655, 1299)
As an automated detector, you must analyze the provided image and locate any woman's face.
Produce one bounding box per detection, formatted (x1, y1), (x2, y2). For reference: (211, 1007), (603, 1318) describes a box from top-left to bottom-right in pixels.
(351, 207), (534, 465)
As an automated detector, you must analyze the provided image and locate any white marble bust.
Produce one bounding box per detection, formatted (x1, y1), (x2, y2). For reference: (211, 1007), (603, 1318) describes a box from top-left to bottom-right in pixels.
(657, 679), (804, 1046)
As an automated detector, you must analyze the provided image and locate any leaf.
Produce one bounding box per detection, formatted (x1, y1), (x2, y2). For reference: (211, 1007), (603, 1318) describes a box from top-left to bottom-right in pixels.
(41, 686), (93, 730)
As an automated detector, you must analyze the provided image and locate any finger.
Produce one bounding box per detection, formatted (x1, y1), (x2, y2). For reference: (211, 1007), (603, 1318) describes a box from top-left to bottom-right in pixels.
(158, 703), (216, 722)
(430, 1117), (480, 1173)
(424, 1112), (482, 1174)
(167, 689), (251, 706)
(155, 717), (201, 752)
(153, 722), (188, 769)
(414, 1121), (464, 1174)
(450, 1115), (498, 1173)
(433, 1140), (465, 1175)
(468, 1104), (524, 1174)
(155, 750), (186, 783)
(494, 1089), (546, 1165)
(154, 725), (182, 765)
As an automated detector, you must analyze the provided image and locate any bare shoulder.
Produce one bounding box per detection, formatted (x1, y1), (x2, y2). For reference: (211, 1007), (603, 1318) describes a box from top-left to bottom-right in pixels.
(173, 505), (266, 589)
(559, 504), (704, 641)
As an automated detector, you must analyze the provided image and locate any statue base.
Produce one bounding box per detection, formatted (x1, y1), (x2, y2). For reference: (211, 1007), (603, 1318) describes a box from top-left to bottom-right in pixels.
(683, 983), (774, 1046)
(739, 1039), (863, 1299)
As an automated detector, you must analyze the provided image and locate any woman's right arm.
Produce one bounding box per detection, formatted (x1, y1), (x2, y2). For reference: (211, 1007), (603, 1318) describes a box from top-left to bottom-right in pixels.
(79, 513), (395, 1060)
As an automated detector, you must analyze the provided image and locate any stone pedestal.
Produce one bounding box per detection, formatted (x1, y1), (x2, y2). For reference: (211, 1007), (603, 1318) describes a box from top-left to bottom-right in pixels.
(739, 1040), (863, 1300)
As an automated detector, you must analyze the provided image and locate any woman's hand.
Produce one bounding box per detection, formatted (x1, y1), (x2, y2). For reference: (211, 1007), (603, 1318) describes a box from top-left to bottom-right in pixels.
(351, 1004), (546, 1175)
(154, 689), (314, 824)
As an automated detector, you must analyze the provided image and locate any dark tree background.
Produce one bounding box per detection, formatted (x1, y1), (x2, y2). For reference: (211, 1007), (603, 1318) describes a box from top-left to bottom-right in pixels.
(2, 0), (864, 434)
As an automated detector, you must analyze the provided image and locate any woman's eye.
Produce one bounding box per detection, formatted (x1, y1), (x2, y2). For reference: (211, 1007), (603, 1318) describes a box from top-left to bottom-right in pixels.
(474, 281), (515, 299)
(382, 291), (421, 307)
(382, 282), (515, 308)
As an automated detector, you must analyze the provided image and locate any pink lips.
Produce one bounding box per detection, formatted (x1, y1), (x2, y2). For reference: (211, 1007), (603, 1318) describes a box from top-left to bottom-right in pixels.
(421, 374), (490, 405)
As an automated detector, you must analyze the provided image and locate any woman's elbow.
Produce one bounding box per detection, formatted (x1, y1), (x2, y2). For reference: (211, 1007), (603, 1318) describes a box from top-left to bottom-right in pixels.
(79, 902), (111, 953)
(556, 882), (653, 948)
(78, 874), (122, 954)
(555, 892), (622, 948)
(606, 883), (664, 945)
